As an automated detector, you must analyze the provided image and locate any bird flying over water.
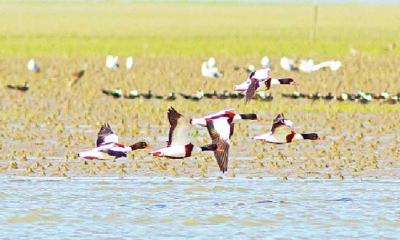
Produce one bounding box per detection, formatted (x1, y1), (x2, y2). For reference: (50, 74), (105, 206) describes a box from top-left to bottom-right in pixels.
(78, 123), (148, 160)
(254, 114), (320, 144)
(190, 109), (258, 142)
(150, 107), (217, 159)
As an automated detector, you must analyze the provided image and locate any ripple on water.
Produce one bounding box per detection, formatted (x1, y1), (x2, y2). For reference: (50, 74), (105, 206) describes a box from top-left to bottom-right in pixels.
(0, 192), (9, 199)
(6, 209), (63, 224)
(206, 215), (234, 224)
(238, 218), (275, 227)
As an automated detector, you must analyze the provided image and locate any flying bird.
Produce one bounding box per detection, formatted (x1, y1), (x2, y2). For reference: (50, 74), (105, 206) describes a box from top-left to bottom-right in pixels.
(190, 109), (258, 142)
(234, 68), (296, 103)
(78, 123), (148, 160)
(150, 107), (217, 159)
(254, 114), (320, 144)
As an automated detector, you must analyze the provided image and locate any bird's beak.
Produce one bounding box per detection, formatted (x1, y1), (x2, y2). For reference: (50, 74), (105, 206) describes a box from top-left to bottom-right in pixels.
(292, 81), (299, 86)
(145, 144), (152, 150)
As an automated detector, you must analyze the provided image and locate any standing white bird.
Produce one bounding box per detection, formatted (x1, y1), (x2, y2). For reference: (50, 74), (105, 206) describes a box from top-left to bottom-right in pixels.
(27, 59), (40, 73)
(126, 56), (134, 70)
(260, 56), (271, 68)
(280, 57), (297, 71)
(201, 57), (223, 78)
(106, 55), (119, 70)
(299, 59), (342, 73)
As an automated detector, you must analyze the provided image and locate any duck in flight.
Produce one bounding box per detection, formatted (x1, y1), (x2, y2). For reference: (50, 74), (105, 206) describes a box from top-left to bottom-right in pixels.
(234, 68), (297, 102)
(190, 109), (258, 141)
(78, 123), (148, 160)
(150, 107), (217, 159)
(254, 113), (320, 144)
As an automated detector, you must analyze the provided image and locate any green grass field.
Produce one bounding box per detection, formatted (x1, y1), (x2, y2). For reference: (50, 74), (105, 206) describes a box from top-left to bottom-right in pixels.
(0, 2), (399, 57)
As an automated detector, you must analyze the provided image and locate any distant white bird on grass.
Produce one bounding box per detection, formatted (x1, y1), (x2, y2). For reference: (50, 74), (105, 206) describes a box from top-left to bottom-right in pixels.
(280, 57), (298, 71)
(299, 59), (342, 73)
(126, 56), (134, 70)
(106, 55), (119, 70)
(260, 56), (272, 68)
(201, 57), (223, 78)
(27, 59), (40, 73)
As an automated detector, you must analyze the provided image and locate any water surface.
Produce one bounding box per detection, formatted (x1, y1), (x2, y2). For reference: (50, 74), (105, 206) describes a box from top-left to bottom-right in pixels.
(0, 177), (399, 239)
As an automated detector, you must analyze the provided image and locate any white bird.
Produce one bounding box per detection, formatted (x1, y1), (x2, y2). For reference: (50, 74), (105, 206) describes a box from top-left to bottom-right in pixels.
(27, 59), (40, 73)
(78, 123), (148, 160)
(106, 55), (119, 70)
(299, 59), (342, 73)
(260, 56), (271, 68)
(201, 57), (223, 78)
(126, 56), (134, 70)
(280, 57), (297, 71)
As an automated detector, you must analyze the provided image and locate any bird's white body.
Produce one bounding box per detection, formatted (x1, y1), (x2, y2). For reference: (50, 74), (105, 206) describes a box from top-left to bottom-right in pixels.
(235, 77), (280, 92)
(260, 56), (271, 68)
(299, 59), (342, 73)
(106, 55), (119, 70)
(27, 59), (40, 73)
(201, 57), (223, 78)
(280, 57), (296, 71)
(126, 56), (134, 70)
(190, 109), (243, 142)
(151, 145), (202, 158)
(254, 131), (302, 144)
(78, 142), (132, 160)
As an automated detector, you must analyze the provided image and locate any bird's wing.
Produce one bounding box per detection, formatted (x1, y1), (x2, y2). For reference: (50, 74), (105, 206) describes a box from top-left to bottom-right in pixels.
(97, 123), (119, 147)
(206, 119), (230, 173)
(245, 78), (260, 103)
(168, 107), (191, 146)
(271, 113), (285, 133)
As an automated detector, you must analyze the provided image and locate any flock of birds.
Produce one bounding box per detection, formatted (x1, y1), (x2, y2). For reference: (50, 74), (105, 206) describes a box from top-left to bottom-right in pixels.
(3, 54), (396, 175)
(7, 56), (398, 105)
(78, 108), (320, 173)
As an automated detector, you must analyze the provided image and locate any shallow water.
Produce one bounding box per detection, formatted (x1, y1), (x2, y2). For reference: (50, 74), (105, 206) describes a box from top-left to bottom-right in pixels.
(0, 177), (399, 239)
